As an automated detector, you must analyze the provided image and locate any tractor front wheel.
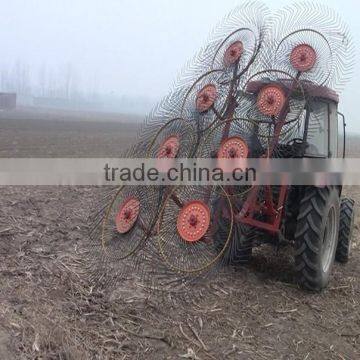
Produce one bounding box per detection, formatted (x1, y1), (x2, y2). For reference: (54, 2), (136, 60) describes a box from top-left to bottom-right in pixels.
(294, 186), (340, 291)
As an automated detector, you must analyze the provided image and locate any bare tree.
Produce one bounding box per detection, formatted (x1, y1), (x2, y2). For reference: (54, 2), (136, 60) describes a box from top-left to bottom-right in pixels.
(0, 69), (9, 91)
(63, 63), (73, 99)
(10, 61), (31, 95)
(38, 63), (47, 97)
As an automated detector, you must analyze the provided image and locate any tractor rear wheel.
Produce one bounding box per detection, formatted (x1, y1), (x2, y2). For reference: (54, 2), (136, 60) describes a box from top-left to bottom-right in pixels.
(294, 186), (340, 291)
(336, 198), (355, 263)
(212, 199), (253, 265)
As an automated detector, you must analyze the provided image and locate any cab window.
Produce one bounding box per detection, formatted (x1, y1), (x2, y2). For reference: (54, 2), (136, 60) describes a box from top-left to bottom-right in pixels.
(305, 101), (329, 157)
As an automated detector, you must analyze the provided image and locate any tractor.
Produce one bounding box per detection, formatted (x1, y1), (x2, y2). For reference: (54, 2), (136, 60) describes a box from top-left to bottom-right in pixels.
(212, 78), (356, 291)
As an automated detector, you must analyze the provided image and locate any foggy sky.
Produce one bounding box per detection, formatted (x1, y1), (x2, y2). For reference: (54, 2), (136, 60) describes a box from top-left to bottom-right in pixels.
(1, 0), (360, 130)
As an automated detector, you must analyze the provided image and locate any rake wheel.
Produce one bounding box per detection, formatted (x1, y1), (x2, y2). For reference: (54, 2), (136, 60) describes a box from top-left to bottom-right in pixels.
(100, 185), (161, 261)
(146, 117), (197, 159)
(268, 2), (354, 92)
(208, 1), (269, 78)
(180, 70), (232, 130)
(211, 27), (260, 80)
(196, 117), (260, 197)
(156, 185), (233, 274)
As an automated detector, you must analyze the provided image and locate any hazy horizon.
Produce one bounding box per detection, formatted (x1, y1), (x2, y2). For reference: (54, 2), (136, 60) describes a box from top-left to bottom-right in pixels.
(1, 0), (360, 129)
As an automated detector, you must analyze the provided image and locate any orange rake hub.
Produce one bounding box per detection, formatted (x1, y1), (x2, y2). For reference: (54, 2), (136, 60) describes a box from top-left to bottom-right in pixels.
(257, 84), (286, 117)
(157, 135), (180, 158)
(176, 200), (211, 243)
(218, 136), (249, 159)
(116, 197), (140, 234)
(224, 41), (244, 66)
(290, 44), (317, 72)
(196, 84), (218, 113)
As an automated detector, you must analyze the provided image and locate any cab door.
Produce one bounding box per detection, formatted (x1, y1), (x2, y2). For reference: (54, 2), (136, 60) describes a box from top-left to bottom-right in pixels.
(328, 102), (338, 158)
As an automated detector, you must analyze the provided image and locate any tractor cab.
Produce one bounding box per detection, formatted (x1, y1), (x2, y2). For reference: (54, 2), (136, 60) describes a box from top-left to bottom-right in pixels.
(245, 80), (345, 159)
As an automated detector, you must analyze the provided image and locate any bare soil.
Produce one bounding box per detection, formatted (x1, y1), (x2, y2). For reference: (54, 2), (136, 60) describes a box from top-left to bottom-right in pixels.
(0, 108), (359, 359)
(0, 108), (141, 157)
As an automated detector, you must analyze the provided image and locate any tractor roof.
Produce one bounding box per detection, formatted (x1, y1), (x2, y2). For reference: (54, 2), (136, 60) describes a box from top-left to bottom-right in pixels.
(246, 79), (339, 104)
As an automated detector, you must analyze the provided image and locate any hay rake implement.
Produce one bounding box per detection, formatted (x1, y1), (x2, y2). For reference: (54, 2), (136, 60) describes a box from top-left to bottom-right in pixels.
(88, 1), (355, 292)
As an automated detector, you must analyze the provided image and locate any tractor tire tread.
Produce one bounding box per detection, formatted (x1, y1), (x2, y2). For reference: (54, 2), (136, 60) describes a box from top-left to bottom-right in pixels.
(336, 198), (355, 263)
(294, 186), (338, 291)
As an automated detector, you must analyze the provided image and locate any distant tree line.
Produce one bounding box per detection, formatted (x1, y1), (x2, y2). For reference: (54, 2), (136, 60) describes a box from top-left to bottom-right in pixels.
(0, 61), (99, 101)
(0, 61), (153, 114)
